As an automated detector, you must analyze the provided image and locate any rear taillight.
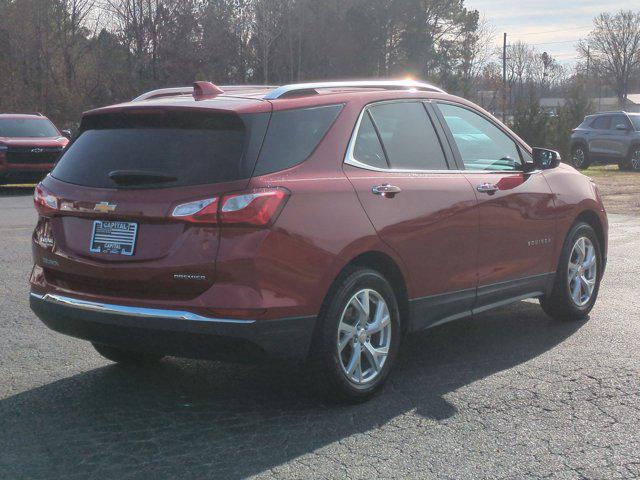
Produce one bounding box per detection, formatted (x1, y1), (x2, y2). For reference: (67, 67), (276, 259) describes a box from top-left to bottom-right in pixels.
(171, 197), (219, 224)
(0, 145), (6, 161)
(171, 188), (289, 227)
(33, 183), (59, 215)
(220, 188), (289, 226)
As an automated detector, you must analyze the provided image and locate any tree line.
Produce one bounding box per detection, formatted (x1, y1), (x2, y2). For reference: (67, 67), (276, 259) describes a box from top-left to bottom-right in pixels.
(0, 0), (488, 126)
(1, 0), (639, 159)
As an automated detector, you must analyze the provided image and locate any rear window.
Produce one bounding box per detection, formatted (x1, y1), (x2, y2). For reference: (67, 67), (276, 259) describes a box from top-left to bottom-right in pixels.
(51, 111), (269, 189)
(0, 118), (59, 138)
(253, 104), (343, 176)
(591, 116), (611, 129)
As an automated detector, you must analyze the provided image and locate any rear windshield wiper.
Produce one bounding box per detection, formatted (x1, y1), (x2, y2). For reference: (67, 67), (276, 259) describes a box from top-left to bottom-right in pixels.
(108, 170), (177, 186)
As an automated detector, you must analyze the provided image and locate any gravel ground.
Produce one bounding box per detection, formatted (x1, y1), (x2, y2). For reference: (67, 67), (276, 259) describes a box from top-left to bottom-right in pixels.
(1, 190), (639, 480)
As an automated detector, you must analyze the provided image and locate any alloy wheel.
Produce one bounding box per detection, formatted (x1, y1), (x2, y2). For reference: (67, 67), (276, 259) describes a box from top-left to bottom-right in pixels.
(567, 236), (597, 307)
(631, 148), (640, 171)
(572, 148), (585, 168)
(337, 289), (391, 385)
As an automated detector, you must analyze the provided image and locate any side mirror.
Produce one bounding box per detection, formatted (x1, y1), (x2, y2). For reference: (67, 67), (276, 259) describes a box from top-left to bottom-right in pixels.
(61, 129), (72, 139)
(532, 147), (561, 170)
(615, 123), (629, 131)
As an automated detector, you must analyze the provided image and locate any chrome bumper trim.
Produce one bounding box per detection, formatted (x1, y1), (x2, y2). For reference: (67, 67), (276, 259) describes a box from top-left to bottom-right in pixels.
(30, 293), (255, 325)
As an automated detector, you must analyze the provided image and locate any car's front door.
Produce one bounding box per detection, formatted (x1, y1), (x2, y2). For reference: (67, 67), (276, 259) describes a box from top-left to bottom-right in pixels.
(434, 102), (557, 311)
(344, 100), (479, 329)
(607, 114), (633, 159)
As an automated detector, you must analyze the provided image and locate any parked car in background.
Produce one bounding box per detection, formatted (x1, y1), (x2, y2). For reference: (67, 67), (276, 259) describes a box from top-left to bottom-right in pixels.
(29, 80), (607, 403)
(0, 113), (70, 185)
(570, 111), (640, 171)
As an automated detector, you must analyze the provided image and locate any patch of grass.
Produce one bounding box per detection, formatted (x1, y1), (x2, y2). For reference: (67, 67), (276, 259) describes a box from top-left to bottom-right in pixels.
(578, 165), (640, 215)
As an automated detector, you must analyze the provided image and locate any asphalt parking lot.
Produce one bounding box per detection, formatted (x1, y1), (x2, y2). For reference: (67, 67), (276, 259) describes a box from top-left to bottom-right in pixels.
(1, 188), (639, 480)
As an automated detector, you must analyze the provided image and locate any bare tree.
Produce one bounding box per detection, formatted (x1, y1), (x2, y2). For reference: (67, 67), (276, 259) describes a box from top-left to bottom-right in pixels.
(458, 16), (495, 98)
(253, 0), (289, 83)
(579, 10), (640, 108)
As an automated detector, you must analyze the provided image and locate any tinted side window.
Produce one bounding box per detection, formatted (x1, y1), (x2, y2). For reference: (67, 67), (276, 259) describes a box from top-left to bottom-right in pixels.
(367, 102), (448, 170)
(592, 116), (611, 129)
(610, 115), (631, 130)
(254, 104), (343, 176)
(353, 112), (388, 169)
(436, 103), (522, 171)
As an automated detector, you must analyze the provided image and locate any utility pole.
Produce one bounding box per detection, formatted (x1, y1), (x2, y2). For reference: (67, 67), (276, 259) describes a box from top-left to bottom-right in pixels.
(586, 45), (590, 97)
(502, 32), (507, 123)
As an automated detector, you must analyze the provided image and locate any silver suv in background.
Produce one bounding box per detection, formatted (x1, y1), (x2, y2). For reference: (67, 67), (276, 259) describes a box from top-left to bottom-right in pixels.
(570, 111), (640, 171)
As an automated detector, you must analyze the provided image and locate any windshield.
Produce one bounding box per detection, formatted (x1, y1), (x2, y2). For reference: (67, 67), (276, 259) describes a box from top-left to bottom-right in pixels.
(629, 114), (640, 131)
(0, 118), (60, 137)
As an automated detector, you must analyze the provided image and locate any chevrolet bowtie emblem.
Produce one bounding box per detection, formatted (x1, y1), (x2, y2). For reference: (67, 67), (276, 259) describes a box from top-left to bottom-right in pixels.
(94, 202), (116, 213)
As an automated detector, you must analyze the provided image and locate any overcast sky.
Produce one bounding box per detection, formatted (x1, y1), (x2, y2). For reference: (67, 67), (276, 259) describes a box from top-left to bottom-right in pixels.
(465, 0), (639, 65)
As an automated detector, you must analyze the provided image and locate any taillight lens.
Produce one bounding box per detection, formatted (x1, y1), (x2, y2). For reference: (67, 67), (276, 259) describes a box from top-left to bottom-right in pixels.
(171, 197), (218, 224)
(171, 188), (289, 227)
(220, 188), (289, 226)
(33, 183), (58, 214)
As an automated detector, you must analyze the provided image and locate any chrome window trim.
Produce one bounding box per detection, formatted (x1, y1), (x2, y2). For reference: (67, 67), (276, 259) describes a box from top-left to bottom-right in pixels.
(344, 99), (542, 175)
(344, 99), (461, 174)
(30, 292), (256, 325)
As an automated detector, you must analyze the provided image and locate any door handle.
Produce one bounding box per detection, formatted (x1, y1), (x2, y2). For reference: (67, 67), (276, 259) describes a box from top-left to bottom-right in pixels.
(476, 183), (499, 195)
(372, 183), (401, 197)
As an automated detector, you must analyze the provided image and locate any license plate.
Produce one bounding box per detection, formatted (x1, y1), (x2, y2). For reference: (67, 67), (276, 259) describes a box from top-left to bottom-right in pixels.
(89, 220), (138, 256)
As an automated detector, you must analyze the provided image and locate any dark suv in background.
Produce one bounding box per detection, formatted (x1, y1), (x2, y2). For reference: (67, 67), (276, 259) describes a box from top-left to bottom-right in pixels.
(570, 111), (640, 171)
(30, 80), (607, 402)
(0, 113), (70, 185)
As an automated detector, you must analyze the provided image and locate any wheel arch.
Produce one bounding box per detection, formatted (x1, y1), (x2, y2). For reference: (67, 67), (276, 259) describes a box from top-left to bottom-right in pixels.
(321, 250), (410, 334)
(571, 139), (588, 152)
(574, 209), (606, 262)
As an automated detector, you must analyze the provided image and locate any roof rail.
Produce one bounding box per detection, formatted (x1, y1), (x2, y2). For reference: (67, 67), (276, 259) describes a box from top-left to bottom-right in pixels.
(133, 83), (277, 102)
(133, 87), (194, 101)
(263, 80), (446, 100)
(132, 82), (225, 101)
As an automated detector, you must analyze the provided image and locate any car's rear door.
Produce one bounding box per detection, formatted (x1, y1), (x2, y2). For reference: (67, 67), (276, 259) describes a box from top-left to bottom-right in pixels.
(433, 101), (556, 311)
(588, 115), (612, 159)
(607, 114), (633, 159)
(343, 100), (479, 330)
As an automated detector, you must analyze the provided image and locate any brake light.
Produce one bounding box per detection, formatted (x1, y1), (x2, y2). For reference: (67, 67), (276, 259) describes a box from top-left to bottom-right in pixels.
(171, 188), (289, 226)
(171, 197), (218, 224)
(33, 183), (58, 214)
(220, 188), (289, 226)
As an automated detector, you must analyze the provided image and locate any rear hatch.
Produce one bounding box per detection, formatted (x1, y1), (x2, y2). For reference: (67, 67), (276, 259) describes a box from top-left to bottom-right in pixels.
(35, 106), (270, 300)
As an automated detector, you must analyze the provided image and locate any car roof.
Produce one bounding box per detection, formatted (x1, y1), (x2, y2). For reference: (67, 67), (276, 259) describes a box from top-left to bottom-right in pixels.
(84, 80), (457, 117)
(0, 113), (50, 120)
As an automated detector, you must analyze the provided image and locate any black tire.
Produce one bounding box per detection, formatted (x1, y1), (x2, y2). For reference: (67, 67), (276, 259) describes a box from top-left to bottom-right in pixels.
(626, 145), (640, 172)
(308, 267), (401, 404)
(541, 222), (602, 321)
(570, 144), (591, 170)
(92, 343), (164, 365)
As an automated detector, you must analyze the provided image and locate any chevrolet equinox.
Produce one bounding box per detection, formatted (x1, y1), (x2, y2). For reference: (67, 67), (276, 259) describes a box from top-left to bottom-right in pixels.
(30, 80), (608, 403)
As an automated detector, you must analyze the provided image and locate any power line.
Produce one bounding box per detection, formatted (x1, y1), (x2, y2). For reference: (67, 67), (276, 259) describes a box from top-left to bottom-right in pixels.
(529, 39), (583, 46)
(515, 25), (591, 36)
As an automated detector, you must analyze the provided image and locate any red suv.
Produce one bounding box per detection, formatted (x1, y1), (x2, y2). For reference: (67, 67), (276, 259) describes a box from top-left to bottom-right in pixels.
(29, 80), (608, 402)
(0, 113), (70, 185)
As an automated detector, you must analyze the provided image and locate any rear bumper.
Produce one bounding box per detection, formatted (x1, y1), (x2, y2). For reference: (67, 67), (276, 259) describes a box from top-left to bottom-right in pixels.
(30, 292), (316, 362)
